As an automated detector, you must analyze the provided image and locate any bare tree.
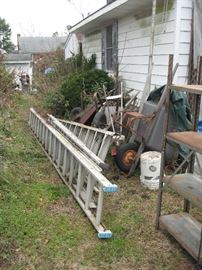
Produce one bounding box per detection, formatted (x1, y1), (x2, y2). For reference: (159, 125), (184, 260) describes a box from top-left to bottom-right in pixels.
(67, 0), (85, 19)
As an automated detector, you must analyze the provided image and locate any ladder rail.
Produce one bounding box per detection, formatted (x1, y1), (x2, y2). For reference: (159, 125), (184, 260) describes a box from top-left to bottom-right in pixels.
(48, 115), (109, 170)
(59, 119), (125, 159)
(29, 108), (118, 238)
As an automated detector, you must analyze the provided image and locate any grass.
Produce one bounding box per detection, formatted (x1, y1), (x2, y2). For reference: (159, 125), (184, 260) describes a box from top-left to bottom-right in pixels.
(0, 92), (199, 269)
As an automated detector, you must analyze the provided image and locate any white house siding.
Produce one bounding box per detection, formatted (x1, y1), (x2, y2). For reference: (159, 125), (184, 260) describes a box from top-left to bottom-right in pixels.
(5, 63), (33, 85)
(82, 31), (102, 69)
(174, 0), (193, 84)
(64, 33), (79, 59)
(5, 63), (32, 76)
(118, 0), (192, 94)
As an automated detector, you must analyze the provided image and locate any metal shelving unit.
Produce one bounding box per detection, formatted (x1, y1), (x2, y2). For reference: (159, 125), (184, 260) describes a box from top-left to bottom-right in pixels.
(156, 56), (202, 265)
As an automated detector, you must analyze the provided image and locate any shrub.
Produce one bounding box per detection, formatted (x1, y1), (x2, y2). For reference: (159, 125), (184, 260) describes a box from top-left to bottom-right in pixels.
(60, 69), (114, 110)
(67, 53), (96, 73)
(45, 91), (69, 117)
(43, 53), (114, 116)
(0, 55), (13, 109)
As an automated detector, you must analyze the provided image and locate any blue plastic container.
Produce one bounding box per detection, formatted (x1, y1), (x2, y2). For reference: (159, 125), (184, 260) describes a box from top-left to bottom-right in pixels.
(198, 121), (202, 134)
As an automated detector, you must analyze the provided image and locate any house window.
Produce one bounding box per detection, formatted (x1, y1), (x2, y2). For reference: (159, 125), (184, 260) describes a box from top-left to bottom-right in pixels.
(102, 21), (118, 72)
(106, 25), (113, 70)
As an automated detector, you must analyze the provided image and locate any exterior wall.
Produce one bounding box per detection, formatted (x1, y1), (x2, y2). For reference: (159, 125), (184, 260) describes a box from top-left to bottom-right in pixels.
(173, 0), (193, 84)
(64, 33), (79, 59)
(82, 31), (102, 69)
(71, 0), (192, 95)
(5, 63), (32, 76)
(118, 0), (192, 94)
(5, 63), (33, 85)
(118, 1), (176, 93)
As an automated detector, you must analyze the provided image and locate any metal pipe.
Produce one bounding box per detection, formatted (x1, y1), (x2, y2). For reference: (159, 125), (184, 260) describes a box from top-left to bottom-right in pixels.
(148, 0), (157, 87)
(120, 82), (123, 134)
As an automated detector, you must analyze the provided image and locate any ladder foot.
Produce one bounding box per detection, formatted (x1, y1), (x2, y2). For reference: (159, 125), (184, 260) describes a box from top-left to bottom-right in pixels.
(98, 230), (112, 239)
(103, 185), (118, 193)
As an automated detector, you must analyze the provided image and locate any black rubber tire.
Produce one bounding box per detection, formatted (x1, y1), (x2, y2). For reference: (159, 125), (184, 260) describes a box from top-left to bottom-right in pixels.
(91, 111), (107, 128)
(114, 142), (139, 172)
(70, 107), (81, 118)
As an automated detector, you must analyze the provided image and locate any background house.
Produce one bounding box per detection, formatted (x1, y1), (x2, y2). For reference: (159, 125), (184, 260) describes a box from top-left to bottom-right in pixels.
(17, 35), (66, 63)
(65, 0), (193, 97)
(4, 53), (33, 86)
(4, 35), (66, 88)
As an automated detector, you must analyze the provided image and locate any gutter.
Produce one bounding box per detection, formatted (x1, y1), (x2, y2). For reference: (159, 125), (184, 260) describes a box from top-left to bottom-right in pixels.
(70, 0), (128, 33)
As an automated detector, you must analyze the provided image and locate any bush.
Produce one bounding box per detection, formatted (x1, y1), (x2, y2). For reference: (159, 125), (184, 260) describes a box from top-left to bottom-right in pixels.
(43, 53), (114, 116)
(45, 91), (69, 117)
(60, 69), (114, 110)
(0, 55), (13, 109)
(67, 53), (96, 73)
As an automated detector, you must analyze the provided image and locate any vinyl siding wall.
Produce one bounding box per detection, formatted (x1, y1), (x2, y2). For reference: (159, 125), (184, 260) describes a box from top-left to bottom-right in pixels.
(118, 0), (192, 94)
(64, 34), (79, 59)
(82, 31), (102, 69)
(174, 0), (193, 84)
(68, 0), (192, 96)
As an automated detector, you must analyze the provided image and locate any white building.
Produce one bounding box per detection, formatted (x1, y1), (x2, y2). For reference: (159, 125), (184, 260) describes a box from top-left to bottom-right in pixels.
(4, 53), (33, 86)
(65, 0), (195, 96)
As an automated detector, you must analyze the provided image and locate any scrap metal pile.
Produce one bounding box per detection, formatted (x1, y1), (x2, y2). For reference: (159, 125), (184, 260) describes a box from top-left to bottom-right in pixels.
(28, 77), (192, 238)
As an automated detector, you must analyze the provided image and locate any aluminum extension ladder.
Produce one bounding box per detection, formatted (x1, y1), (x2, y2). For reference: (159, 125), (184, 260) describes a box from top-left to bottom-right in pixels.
(29, 108), (118, 238)
(58, 119), (124, 161)
(48, 115), (109, 170)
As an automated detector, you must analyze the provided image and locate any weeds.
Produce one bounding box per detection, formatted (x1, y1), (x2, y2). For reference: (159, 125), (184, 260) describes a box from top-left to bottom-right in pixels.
(33, 52), (114, 117)
(0, 93), (198, 270)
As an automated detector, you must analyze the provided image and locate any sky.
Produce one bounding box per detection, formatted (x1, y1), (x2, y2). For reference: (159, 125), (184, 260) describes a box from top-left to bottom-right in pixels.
(1, 0), (106, 45)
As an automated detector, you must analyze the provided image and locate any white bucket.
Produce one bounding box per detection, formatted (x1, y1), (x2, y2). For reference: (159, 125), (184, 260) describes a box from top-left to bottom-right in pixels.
(140, 151), (161, 190)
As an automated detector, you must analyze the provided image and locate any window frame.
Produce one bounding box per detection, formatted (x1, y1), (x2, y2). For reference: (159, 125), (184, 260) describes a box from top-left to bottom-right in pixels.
(105, 25), (113, 71)
(102, 21), (118, 72)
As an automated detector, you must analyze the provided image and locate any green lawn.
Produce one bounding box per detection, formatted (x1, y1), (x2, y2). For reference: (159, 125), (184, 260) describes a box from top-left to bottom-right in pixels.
(0, 93), (197, 269)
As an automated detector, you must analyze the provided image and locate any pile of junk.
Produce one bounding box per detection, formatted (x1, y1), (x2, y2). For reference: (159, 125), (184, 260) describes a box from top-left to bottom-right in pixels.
(67, 83), (191, 176)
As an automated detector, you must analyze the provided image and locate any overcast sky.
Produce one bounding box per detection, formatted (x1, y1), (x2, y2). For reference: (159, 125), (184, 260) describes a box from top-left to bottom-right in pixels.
(1, 0), (106, 45)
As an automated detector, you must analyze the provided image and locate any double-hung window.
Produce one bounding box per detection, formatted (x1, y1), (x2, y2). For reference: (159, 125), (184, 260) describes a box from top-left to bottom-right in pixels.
(106, 25), (113, 70)
(102, 21), (118, 72)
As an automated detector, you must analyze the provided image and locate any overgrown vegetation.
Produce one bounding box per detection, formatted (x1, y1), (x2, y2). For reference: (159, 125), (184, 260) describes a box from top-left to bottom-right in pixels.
(0, 55), (13, 109)
(59, 68), (113, 112)
(34, 52), (114, 117)
(0, 92), (198, 269)
(0, 47), (198, 269)
(0, 55), (13, 185)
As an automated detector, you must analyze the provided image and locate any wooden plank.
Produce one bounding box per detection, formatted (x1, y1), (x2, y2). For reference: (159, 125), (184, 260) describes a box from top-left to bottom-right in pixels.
(166, 131), (202, 154)
(171, 84), (202, 94)
(164, 174), (202, 209)
(126, 111), (153, 119)
(160, 213), (202, 262)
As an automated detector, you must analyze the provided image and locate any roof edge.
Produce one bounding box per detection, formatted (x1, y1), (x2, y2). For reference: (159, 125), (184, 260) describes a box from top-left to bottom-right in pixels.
(70, 0), (128, 33)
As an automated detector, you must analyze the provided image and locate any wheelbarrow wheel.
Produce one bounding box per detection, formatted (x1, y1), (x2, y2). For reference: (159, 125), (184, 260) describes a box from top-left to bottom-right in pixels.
(114, 142), (139, 172)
